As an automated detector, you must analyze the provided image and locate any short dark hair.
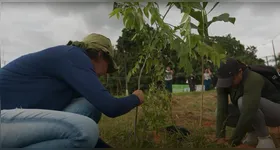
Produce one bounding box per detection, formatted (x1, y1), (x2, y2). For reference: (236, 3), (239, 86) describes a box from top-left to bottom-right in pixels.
(85, 48), (111, 62)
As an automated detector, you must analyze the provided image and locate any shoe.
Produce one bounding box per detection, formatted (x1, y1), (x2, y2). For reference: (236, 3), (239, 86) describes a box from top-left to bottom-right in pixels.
(256, 135), (276, 148)
(242, 132), (258, 146)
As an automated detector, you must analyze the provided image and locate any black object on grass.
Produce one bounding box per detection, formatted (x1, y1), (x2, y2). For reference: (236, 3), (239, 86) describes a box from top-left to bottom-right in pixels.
(165, 125), (191, 141)
(95, 138), (112, 148)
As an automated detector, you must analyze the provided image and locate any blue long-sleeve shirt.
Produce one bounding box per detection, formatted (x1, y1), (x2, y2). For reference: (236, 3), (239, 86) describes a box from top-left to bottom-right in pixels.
(0, 45), (140, 118)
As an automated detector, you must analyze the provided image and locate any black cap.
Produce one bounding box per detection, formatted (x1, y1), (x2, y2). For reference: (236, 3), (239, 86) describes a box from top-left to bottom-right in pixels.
(216, 58), (240, 88)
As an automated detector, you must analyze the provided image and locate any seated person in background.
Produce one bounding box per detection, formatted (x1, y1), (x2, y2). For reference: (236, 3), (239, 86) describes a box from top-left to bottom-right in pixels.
(0, 33), (144, 148)
(215, 58), (280, 148)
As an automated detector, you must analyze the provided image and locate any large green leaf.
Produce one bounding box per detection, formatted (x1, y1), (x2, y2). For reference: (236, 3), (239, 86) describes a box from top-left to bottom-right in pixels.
(190, 34), (202, 49)
(181, 13), (189, 24)
(109, 8), (121, 18)
(181, 3), (191, 13)
(190, 8), (209, 37)
(149, 7), (159, 25)
(143, 4), (150, 18)
(172, 38), (182, 52)
(190, 8), (203, 22)
(125, 13), (135, 29)
(178, 55), (193, 75)
(123, 8), (134, 28)
(212, 43), (225, 54)
(136, 8), (144, 30)
(197, 42), (213, 58)
(214, 53), (227, 67)
(202, 2), (208, 9)
(208, 13), (236, 27)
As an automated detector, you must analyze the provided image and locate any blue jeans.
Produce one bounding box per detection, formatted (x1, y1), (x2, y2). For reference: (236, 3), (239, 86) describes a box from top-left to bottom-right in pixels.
(165, 80), (173, 93)
(1, 97), (102, 148)
(204, 79), (211, 91)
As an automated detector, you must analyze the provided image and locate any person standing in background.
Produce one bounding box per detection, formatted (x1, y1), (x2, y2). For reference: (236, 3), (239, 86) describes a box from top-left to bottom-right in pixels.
(165, 66), (174, 93)
(203, 68), (212, 91)
(187, 73), (196, 92)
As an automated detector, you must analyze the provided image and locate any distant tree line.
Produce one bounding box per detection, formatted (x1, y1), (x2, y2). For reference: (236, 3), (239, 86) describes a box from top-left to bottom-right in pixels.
(100, 28), (265, 95)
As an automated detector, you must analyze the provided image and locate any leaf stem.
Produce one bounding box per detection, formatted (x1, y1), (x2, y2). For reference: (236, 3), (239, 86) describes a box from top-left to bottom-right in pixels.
(163, 4), (172, 20)
(199, 8), (206, 127)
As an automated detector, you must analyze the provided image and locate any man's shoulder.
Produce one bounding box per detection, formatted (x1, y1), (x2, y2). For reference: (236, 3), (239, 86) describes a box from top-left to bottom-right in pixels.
(247, 70), (264, 81)
(39, 45), (87, 60)
(243, 70), (264, 87)
(4, 45), (85, 69)
(22, 45), (77, 58)
(45, 45), (90, 66)
(42, 45), (80, 54)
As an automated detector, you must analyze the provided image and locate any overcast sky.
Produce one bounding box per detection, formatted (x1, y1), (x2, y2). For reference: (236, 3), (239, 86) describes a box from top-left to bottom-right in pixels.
(1, 2), (280, 65)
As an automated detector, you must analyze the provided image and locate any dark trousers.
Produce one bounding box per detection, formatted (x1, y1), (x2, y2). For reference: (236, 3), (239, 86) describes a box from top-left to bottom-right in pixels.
(165, 80), (173, 93)
(189, 83), (196, 92)
(204, 79), (211, 91)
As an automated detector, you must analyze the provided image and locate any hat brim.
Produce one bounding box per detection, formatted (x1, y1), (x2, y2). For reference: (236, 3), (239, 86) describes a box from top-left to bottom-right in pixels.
(216, 77), (233, 88)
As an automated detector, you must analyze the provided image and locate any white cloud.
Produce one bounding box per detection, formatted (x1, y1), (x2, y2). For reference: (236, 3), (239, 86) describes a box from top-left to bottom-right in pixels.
(1, 2), (280, 66)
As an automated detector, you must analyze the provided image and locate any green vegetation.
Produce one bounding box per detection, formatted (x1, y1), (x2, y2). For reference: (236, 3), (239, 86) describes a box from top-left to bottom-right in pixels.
(99, 91), (234, 148)
(97, 2), (270, 148)
(103, 2), (265, 96)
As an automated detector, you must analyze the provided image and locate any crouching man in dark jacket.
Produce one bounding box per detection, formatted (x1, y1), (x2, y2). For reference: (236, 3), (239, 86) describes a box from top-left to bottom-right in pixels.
(215, 58), (280, 148)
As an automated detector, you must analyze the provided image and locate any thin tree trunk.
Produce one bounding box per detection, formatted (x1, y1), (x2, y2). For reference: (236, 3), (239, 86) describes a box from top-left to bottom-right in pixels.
(134, 57), (148, 144)
(199, 57), (204, 127)
(118, 78), (122, 96)
(125, 59), (129, 96)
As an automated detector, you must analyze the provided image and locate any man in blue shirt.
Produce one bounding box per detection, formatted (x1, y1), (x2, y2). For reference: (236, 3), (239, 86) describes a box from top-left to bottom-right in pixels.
(0, 33), (144, 148)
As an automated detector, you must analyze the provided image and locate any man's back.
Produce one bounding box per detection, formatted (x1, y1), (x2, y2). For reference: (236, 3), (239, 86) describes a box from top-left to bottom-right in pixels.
(0, 45), (89, 110)
(232, 70), (280, 105)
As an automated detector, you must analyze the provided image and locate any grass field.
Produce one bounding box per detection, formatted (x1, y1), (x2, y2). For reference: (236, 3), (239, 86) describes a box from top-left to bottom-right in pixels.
(98, 90), (235, 148)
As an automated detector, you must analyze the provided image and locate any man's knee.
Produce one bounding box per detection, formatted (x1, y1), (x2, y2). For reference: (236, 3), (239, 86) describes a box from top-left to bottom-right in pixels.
(64, 97), (102, 123)
(237, 97), (243, 110)
(1, 109), (99, 148)
(237, 97), (266, 120)
(259, 98), (280, 127)
(69, 115), (99, 148)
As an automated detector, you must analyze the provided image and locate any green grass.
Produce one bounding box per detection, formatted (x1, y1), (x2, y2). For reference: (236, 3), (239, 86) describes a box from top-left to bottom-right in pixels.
(98, 90), (232, 148)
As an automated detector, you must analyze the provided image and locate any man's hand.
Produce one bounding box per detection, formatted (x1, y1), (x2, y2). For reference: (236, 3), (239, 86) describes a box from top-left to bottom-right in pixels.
(132, 90), (144, 104)
(215, 138), (229, 145)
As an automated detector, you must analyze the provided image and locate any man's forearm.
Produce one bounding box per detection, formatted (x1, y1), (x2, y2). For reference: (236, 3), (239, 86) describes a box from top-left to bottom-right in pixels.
(216, 110), (227, 138)
(216, 88), (229, 138)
